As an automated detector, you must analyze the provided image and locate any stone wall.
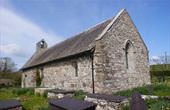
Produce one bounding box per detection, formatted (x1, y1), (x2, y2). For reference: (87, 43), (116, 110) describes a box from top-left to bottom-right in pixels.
(22, 55), (93, 93)
(93, 10), (151, 93)
(22, 69), (36, 88)
(85, 94), (128, 110)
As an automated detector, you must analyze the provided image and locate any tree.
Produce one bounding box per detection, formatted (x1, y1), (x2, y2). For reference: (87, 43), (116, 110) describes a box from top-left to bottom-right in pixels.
(36, 69), (42, 87)
(0, 57), (17, 72)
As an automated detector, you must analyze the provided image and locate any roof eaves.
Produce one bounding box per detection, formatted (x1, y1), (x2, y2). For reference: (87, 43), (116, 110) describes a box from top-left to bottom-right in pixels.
(21, 49), (93, 70)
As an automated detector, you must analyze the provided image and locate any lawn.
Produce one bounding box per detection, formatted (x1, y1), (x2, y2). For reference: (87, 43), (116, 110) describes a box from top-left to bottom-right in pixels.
(113, 83), (170, 97)
(0, 88), (49, 110)
(0, 83), (170, 110)
(113, 83), (170, 110)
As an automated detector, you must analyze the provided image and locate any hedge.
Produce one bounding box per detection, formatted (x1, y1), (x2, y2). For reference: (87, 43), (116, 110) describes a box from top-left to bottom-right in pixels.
(150, 64), (170, 76)
(150, 70), (170, 76)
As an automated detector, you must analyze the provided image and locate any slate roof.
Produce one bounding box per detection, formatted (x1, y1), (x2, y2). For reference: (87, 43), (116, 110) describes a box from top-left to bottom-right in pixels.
(22, 18), (113, 70)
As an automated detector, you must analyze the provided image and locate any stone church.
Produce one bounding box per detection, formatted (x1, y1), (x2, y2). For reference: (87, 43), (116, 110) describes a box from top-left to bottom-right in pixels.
(21, 9), (150, 93)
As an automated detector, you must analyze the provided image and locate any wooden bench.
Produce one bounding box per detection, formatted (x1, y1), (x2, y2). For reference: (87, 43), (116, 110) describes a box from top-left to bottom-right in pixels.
(0, 99), (22, 110)
(49, 97), (97, 110)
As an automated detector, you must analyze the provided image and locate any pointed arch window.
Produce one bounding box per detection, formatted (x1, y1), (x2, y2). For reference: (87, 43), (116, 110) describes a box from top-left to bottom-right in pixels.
(125, 40), (135, 71)
(125, 44), (129, 69)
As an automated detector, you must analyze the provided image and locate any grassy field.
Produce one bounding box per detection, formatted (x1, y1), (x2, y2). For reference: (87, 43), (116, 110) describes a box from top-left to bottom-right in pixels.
(0, 88), (87, 110)
(0, 88), (49, 110)
(113, 83), (170, 97)
(113, 83), (170, 110)
(0, 83), (170, 110)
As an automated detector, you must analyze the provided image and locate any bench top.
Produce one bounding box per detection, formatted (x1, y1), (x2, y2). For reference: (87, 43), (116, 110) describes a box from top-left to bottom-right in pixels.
(49, 97), (96, 110)
(0, 99), (21, 109)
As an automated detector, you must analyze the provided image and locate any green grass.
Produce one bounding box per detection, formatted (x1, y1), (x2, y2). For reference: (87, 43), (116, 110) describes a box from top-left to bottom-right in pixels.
(151, 75), (170, 85)
(1, 82), (170, 110)
(0, 88), (17, 99)
(113, 83), (170, 97)
(146, 98), (170, 110)
(115, 82), (170, 110)
(74, 90), (87, 100)
(0, 88), (49, 110)
(122, 98), (170, 110)
(21, 95), (49, 110)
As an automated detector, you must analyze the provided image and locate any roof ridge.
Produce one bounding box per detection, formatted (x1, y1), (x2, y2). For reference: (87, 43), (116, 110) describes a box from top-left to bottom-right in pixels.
(47, 17), (113, 51)
(21, 15), (114, 69)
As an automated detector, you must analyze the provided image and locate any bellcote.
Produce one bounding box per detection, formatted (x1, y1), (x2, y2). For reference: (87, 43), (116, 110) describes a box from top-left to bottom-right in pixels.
(36, 39), (48, 52)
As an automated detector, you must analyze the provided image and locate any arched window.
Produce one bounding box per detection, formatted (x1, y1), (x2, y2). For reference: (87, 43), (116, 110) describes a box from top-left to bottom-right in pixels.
(72, 61), (78, 77)
(125, 40), (135, 71)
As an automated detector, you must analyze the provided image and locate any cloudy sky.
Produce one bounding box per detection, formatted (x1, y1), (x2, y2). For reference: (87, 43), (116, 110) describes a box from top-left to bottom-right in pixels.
(0, 0), (170, 69)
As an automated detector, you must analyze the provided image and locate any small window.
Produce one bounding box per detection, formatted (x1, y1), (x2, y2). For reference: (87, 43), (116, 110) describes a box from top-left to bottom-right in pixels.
(72, 61), (78, 77)
(40, 67), (44, 78)
(25, 75), (27, 77)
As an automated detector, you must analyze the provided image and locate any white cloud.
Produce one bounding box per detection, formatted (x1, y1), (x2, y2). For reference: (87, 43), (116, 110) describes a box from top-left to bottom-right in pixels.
(0, 7), (63, 68)
(0, 7), (63, 45)
(150, 55), (170, 65)
(150, 56), (161, 65)
(151, 56), (160, 60)
(0, 43), (27, 57)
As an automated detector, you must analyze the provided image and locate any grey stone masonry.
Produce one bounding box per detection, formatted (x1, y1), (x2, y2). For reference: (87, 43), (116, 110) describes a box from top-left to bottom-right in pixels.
(93, 9), (150, 93)
(22, 9), (151, 94)
(85, 94), (128, 110)
(22, 55), (93, 93)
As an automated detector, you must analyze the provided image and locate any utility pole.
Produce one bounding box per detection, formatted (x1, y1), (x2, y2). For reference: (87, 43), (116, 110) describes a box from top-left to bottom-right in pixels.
(165, 52), (167, 65)
(163, 52), (167, 82)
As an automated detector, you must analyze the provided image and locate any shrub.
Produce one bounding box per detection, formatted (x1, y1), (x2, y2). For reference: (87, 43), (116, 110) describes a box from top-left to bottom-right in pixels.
(152, 83), (170, 96)
(150, 64), (170, 71)
(146, 98), (170, 110)
(150, 64), (170, 83)
(74, 90), (87, 100)
(32, 106), (50, 110)
(0, 88), (48, 110)
(42, 92), (47, 98)
(36, 69), (42, 87)
(121, 97), (170, 110)
(113, 85), (151, 97)
(35, 93), (41, 96)
(12, 88), (34, 96)
(0, 72), (21, 87)
(21, 95), (48, 110)
(113, 83), (170, 97)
